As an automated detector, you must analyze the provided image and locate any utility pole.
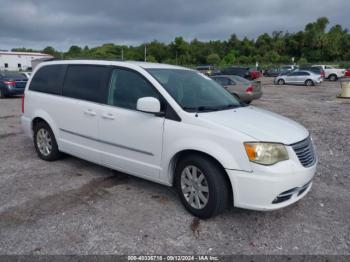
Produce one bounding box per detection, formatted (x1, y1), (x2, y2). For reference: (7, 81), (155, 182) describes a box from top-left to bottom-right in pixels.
(121, 48), (124, 61)
(144, 45), (147, 62)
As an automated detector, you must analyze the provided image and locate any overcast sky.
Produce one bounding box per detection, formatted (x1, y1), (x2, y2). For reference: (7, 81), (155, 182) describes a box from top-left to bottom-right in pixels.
(0, 0), (349, 51)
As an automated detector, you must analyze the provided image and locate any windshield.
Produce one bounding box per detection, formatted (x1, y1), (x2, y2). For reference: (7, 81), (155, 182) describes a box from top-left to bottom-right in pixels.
(147, 69), (242, 112)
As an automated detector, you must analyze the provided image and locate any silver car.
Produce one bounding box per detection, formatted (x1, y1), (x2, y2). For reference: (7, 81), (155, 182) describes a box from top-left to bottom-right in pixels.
(211, 75), (262, 104)
(275, 70), (322, 86)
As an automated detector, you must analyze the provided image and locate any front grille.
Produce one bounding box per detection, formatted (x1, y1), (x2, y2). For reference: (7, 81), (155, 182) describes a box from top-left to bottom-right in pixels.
(290, 137), (316, 168)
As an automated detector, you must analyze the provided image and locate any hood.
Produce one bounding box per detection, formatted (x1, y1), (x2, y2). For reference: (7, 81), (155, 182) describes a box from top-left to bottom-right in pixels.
(198, 106), (309, 145)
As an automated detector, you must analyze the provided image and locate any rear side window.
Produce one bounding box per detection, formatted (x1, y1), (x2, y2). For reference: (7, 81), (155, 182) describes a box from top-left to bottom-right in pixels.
(63, 65), (110, 103)
(29, 65), (67, 95)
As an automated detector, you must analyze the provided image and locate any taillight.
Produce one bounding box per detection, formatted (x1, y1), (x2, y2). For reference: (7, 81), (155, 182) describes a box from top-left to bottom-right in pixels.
(246, 85), (253, 93)
(321, 72), (325, 78)
(21, 95), (25, 113)
(3, 80), (16, 86)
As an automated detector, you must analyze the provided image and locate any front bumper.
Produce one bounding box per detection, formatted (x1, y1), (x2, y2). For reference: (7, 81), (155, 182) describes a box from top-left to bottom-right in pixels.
(226, 149), (317, 211)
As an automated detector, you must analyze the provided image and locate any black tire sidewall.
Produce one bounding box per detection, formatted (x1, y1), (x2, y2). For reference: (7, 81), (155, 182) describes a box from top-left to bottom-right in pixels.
(175, 154), (229, 218)
(305, 80), (313, 86)
(329, 75), (337, 81)
(33, 122), (61, 161)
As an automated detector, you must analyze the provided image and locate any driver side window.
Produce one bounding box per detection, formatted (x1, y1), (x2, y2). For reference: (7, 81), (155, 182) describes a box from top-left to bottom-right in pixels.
(108, 68), (159, 110)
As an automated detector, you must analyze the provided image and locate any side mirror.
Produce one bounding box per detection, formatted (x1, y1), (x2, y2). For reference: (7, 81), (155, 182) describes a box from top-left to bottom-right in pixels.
(136, 97), (161, 114)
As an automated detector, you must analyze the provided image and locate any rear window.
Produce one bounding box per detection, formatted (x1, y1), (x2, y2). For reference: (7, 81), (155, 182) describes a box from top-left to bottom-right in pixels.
(62, 65), (110, 103)
(1, 72), (27, 80)
(29, 65), (67, 94)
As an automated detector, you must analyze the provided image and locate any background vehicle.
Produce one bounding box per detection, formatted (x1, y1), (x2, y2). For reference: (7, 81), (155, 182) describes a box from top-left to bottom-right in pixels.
(345, 68), (350, 77)
(299, 67), (325, 79)
(21, 72), (32, 79)
(0, 71), (27, 98)
(281, 65), (297, 72)
(264, 68), (283, 77)
(211, 75), (262, 103)
(275, 70), (322, 86)
(311, 65), (346, 81)
(220, 67), (261, 80)
(248, 68), (262, 79)
(196, 65), (216, 76)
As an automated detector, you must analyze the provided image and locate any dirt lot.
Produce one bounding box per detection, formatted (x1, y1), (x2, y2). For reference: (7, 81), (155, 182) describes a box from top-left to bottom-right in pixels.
(0, 78), (349, 255)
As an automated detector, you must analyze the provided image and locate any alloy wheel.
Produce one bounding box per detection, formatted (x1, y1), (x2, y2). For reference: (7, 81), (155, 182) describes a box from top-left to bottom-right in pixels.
(180, 165), (209, 209)
(36, 128), (53, 156)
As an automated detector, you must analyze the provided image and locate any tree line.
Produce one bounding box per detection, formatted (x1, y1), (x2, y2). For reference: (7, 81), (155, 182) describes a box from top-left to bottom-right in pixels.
(12, 17), (350, 68)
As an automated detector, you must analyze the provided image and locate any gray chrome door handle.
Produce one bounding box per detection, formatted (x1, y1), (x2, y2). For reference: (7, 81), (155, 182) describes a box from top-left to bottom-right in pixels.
(101, 113), (115, 120)
(84, 109), (97, 117)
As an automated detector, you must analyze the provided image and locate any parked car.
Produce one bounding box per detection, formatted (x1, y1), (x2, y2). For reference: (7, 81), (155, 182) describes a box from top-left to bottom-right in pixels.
(344, 68), (350, 77)
(0, 71), (28, 98)
(275, 70), (322, 86)
(281, 65), (297, 72)
(22, 60), (317, 218)
(220, 67), (262, 80)
(299, 67), (325, 79)
(21, 72), (32, 79)
(196, 65), (217, 76)
(311, 65), (346, 81)
(249, 68), (262, 79)
(264, 68), (283, 77)
(211, 75), (262, 104)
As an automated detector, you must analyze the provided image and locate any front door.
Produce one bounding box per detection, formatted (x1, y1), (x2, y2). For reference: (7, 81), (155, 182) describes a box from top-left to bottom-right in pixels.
(99, 68), (165, 179)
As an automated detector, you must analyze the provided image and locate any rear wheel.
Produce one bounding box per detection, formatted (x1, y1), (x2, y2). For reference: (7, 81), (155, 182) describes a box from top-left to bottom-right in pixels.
(33, 121), (61, 161)
(175, 154), (229, 218)
(329, 74), (337, 81)
(305, 79), (314, 86)
(277, 79), (285, 85)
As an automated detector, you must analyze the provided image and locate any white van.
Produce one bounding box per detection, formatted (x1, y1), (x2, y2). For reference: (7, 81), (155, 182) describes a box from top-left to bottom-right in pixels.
(21, 60), (317, 218)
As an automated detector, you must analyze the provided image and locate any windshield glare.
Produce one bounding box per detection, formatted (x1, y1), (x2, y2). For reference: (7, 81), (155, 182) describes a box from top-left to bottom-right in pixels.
(147, 69), (241, 112)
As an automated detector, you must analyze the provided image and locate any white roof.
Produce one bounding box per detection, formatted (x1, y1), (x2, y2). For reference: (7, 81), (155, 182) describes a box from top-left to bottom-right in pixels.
(38, 59), (190, 71)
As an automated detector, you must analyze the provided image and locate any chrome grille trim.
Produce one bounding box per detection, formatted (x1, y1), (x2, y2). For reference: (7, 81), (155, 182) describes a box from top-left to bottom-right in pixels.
(290, 137), (316, 168)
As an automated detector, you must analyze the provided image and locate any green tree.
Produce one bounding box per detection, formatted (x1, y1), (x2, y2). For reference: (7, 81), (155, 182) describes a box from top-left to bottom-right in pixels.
(206, 53), (220, 65)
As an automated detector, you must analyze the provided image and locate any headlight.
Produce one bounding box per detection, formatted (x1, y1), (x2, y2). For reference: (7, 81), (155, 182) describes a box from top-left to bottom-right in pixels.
(244, 142), (289, 165)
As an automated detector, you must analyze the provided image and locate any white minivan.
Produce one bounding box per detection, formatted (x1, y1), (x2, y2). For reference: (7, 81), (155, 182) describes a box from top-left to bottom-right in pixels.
(21, 60), (317, 218)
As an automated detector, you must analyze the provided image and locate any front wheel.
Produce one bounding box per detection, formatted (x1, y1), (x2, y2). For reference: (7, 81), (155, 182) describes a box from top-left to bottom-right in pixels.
(175, 154), (229, 218)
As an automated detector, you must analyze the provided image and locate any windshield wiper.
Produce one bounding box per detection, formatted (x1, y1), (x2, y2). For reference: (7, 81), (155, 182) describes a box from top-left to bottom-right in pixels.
(183, 104), (239, 112)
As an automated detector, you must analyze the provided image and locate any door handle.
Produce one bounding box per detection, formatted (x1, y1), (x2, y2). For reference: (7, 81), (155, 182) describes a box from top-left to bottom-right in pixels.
(101, 113), (115, 120)
(84, 109), (97, 117)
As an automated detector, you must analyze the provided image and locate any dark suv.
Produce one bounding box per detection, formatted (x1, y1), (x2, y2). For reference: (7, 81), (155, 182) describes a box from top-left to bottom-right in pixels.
(0, 71), (28, 98)
(220, 67), (262, 80)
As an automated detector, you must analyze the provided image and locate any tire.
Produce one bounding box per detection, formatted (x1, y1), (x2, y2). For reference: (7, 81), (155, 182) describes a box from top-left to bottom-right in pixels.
(329, 74), (337, 81)
(33, 121), (61, 161)
(175, 154), (229, 219)
(305, 79), (314, 86)
(277, 79), (285, 85)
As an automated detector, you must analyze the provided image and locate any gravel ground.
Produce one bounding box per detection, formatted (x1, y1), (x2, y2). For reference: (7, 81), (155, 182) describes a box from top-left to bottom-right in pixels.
(0, 78), (349, 255)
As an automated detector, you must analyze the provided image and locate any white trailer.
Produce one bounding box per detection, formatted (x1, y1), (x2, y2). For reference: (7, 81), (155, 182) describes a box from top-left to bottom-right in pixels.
(0, 51), (53, 71)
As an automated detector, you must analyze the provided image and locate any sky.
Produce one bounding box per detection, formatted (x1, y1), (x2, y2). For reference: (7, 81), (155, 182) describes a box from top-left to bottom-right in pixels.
(0, 0), (349, 51)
